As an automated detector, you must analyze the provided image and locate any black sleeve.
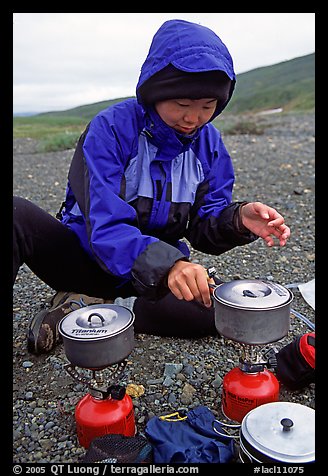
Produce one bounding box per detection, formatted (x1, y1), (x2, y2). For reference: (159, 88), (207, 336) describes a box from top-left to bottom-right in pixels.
(185, 202), (258, 255)
(131, 240), (188, 299)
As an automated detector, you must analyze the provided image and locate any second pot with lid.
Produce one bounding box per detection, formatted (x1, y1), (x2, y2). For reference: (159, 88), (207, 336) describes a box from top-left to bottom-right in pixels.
(213, 279), (293, 344)
(59, 304), (135, 369)
(239, 401), (315, 463)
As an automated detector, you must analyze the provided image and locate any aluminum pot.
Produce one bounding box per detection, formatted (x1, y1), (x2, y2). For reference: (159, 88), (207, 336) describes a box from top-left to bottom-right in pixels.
(212, 279), (293, 345)
(239, 402), (315, 463)
(58, 304), (135, 369)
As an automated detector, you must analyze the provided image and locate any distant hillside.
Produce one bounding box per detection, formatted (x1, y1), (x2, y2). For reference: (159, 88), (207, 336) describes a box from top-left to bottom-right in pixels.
(37, 53), (314, 120)
(14, 53), (314, 151)
(37, 97), (129, 121)
(226, 53), (314, 114)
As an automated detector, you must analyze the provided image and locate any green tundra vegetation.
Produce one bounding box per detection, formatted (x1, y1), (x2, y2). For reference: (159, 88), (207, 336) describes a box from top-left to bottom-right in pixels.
(13, 53), (314, 152)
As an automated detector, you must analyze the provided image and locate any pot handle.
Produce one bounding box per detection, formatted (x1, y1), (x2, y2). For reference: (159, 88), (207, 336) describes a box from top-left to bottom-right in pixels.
(207, 266), (225, 285)
(212, 419), (241, 439)
(88, 312), (105, 326)
(207, 267), (225, 299)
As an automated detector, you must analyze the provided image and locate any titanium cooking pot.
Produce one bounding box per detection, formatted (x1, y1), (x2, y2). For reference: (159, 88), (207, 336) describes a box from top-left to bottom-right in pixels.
(58, 304), (135, 369)
(212, 279), (293, 344)
(239, 402), (315, 463)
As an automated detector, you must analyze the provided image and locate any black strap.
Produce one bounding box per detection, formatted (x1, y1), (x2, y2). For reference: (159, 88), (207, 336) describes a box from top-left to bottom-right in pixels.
(67, 123), (91, 216)
(56, 201), (66, 220)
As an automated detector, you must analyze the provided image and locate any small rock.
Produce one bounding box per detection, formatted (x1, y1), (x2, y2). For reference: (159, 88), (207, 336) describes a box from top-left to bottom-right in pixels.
(164, 363), (183, 377)
(212, 375), (223, 388)
(163, 376), (175, 387)
(180, 383), (196, 405)
(44, 421), (55, 431)
(22, 361), (34, 368)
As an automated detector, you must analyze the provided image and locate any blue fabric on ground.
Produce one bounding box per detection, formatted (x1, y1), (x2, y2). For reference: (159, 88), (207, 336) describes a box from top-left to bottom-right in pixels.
(145, 405), (235, 463)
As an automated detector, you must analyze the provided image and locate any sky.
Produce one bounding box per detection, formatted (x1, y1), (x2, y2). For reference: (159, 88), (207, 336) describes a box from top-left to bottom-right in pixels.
(13, 13), (315, 115)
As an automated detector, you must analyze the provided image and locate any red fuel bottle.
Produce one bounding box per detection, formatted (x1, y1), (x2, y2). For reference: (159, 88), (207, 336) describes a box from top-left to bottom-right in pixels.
(221, 367), (279, 423)
(75, 385), (136, 448)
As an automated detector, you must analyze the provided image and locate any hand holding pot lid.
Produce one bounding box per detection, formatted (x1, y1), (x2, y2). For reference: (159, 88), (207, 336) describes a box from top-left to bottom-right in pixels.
(240, 202), (290, 247)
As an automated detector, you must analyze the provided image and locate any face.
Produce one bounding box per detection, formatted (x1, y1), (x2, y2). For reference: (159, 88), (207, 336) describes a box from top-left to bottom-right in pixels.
(155, 98), (217, 135)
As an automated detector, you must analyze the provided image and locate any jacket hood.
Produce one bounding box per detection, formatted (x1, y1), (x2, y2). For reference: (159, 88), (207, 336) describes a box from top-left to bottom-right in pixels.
(136, 19), (236, 119)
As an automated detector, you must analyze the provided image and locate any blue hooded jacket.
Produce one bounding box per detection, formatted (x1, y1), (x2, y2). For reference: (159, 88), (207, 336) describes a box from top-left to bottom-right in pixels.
(60, 19), (257, 297)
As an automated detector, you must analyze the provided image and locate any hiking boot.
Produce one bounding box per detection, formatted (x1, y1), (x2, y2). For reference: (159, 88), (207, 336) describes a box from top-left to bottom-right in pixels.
(27, 291), (112, 355)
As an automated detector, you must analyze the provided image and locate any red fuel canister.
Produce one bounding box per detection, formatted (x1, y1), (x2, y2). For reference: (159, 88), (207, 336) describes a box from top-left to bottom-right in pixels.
(221, 367), (279, 423)
(75, 385), (136, 448)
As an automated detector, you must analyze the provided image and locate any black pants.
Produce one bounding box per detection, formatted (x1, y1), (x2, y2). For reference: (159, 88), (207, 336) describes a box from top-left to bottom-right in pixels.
(13, 196), (217, 337)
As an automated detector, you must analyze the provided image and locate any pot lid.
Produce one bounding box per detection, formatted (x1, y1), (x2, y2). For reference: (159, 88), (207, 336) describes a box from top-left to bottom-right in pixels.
(241, 402), (315, 463)
(214, 279), (292, 310)
(59, 304), (134, 341)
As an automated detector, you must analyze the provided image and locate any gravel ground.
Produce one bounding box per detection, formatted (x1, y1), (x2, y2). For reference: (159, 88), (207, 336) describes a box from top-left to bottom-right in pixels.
(13, 112), (315, 464)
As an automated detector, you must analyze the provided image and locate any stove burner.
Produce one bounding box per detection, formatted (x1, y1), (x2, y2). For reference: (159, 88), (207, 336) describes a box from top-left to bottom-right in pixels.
(64, 360), (128, 397)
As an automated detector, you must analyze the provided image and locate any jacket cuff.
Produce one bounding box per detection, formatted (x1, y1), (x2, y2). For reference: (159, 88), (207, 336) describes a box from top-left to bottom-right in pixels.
(218, 202), (258, 244)
(131, 241), (187, 299)
(233, 201), (251, 233)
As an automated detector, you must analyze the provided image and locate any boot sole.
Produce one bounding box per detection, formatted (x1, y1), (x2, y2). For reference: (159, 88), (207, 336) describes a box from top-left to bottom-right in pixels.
(27, 308), (52, 354)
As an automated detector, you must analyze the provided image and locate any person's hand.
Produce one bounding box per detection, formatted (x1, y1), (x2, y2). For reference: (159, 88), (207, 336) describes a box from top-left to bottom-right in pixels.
(167, 260), (213, 307)
(240, 202), (290, 247)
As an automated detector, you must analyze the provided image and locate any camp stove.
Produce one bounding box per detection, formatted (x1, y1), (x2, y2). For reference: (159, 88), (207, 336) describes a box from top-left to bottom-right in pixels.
(221, 342), (280, 423)
(206, 268), (293, 424)
(58, 303), (137, 448)
(64, 360), (136, 449)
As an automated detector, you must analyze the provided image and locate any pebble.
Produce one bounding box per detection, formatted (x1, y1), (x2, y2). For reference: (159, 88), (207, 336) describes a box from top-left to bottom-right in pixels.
(13, 113), (315, 464)
(164, 363), (183, 377)
(22, 361), (33, 368)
